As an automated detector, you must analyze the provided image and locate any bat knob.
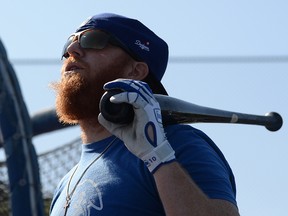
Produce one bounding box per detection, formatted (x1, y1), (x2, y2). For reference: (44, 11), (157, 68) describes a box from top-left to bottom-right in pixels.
(100, 89), (134, 124)
(265, 112), (283, 131)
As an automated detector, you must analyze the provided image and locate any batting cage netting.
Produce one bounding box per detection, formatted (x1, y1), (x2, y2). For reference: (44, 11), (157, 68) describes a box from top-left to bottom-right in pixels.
(0, 138), (81, 215)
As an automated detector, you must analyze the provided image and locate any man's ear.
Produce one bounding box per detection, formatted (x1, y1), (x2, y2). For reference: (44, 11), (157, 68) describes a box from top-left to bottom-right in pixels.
(127, 62), (149, 80)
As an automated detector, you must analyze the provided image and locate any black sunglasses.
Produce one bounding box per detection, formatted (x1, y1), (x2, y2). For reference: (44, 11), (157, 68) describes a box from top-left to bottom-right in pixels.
(61, 29), (138, 60)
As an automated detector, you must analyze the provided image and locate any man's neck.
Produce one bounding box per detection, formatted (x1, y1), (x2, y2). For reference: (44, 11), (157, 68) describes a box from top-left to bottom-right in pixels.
(78, 117), (112, 144)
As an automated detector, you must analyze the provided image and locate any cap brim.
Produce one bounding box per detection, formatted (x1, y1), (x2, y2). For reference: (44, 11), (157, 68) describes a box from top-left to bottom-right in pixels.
(143, 73), (168, 95)
(154, 81), (168, 95)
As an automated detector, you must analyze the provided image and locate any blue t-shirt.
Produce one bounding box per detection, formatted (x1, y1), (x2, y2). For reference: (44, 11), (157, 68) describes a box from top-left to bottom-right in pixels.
(50, 124), (237, 215)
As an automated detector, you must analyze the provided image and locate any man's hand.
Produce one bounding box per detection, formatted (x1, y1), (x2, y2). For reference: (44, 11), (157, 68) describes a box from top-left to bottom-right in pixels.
(98, 79), (175, 172)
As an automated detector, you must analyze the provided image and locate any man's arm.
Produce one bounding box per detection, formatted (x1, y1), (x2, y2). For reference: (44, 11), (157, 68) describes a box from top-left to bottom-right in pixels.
(154, 161), (239, 216)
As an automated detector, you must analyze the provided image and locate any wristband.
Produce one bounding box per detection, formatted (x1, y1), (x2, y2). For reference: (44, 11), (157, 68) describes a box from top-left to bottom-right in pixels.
(141, 140), (175, 173)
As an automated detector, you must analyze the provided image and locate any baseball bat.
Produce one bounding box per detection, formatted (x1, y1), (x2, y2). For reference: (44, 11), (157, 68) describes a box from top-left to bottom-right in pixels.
(100, 90), (283, 132)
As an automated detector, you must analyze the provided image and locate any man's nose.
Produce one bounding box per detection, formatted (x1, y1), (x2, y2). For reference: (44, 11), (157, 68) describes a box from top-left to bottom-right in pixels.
(66, 40), (84, 58)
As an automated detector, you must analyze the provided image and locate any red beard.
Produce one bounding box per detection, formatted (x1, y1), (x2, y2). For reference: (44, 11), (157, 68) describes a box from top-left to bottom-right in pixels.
(52, 73), (101, 124)
(52, 56), (131, 124)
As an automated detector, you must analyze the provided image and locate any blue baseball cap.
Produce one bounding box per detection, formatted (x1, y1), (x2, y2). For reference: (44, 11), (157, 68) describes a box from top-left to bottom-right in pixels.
(75, 13), (169, 92)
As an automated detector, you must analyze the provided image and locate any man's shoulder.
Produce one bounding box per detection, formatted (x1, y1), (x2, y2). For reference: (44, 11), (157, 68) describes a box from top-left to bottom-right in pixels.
(164, 124), (211, 143)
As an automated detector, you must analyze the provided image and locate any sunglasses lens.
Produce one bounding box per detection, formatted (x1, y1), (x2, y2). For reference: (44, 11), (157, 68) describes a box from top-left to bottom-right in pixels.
(80, 30), (110, 49)
(62, 35), (74, 58)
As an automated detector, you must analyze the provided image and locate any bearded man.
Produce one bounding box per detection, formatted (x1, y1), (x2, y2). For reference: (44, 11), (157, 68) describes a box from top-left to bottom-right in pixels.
(50, 13), (239, 216)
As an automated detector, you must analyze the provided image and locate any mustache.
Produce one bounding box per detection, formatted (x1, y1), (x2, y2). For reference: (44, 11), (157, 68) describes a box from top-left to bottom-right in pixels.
(62, 57), (89, 73)
(67, 56), (86, 64)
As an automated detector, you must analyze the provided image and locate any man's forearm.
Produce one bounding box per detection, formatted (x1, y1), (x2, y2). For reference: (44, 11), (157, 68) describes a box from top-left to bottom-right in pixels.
(153, 161), (239, 216)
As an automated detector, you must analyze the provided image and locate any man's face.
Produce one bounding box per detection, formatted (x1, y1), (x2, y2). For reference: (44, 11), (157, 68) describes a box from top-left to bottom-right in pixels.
(52, 40), (133, 124)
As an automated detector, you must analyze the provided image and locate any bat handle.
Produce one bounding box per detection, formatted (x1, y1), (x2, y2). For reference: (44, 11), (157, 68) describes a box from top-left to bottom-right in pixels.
(99, 90), (134, 124)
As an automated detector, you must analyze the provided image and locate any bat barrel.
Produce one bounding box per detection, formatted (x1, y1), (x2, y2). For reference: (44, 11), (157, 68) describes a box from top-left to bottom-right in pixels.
(100, 90), (134, 124)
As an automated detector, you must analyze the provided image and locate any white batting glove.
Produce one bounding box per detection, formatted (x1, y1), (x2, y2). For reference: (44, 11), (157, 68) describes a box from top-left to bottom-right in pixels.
(98, 79), (175, 173)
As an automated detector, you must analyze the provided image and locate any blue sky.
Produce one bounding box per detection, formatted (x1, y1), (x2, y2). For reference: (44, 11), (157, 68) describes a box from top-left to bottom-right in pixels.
(1, 1), (287, 215)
